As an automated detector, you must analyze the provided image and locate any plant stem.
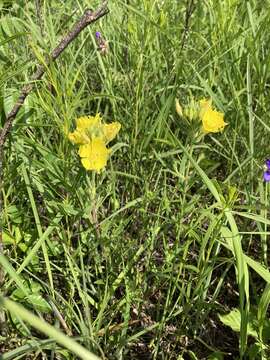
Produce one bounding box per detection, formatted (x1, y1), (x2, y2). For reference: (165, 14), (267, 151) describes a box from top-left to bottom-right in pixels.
(0, 0), (109, 333)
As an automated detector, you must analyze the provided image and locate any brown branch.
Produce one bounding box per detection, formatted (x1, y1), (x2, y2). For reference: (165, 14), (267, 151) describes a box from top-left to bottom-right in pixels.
(0, 0), (109, 329)
(0, 1), (108, 148)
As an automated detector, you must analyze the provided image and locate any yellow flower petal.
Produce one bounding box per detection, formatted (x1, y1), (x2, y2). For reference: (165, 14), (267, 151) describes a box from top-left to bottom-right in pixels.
(76, 114), (102, 129)
(78, 138), (111, 172)
(103, 122), (121, 143)
(199, 98), (227, 133)
(199, 98), (212, 108)
(199, 98), (212, 118)
(68, 114), (121, 171)
(201, 108), (227, 133)
(68, 129), (90, 145)
(175, 99), (183, 117)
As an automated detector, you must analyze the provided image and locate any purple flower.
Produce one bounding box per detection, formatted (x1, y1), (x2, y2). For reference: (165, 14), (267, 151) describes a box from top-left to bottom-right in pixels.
(264, 170), (270, 182)
(95, 31), (101, 39)
(266, 159), (270, 170)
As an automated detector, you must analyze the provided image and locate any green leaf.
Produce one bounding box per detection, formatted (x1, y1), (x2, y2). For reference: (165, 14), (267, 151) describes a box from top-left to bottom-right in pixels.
(26, 294), (51, 313)
(3, 231), (15, 244)
(258, 283), (270, 341)
(2, 297), (101, 360)
(208, 352), (224, 360)
(218, 309), (257, 338)
(10, 312), (30, 337)
(6, 205), (22, 224)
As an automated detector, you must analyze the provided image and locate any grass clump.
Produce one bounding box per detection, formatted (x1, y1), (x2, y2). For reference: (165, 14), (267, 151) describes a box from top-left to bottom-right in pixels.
(1, 1), (270, 359)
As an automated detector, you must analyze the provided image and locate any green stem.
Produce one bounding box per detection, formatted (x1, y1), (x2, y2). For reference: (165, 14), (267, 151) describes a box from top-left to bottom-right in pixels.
(1, 296), (100, 360)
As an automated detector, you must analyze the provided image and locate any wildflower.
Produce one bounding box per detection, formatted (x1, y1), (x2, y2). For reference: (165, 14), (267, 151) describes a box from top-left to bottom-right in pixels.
(199, 99), (212, 116)
(264, 171), (270, 182)
(68, 114), (121, 172)
(79, 138), (111, 173)
(263, 159), (270, 182)
(68, 114), (102, 145)
(103, 122), (121, 143)
(76, 114), (101, 129)
(199, 99), (227, 134)
(68, 129), (90, 145)
(95, 31), (109, 55)
(175, 99), (183, 117)
(68, 114), (121, 145)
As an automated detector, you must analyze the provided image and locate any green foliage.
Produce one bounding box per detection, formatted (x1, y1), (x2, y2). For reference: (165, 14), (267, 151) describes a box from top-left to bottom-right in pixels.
(218, 308), (257, 338)
(1, 0), (270, 359)
(219, 307), (270, 359)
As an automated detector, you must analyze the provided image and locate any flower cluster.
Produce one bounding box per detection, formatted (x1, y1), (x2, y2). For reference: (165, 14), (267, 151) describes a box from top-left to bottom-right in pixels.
(68, 114), (121, 172)
(263, 159), (270, 182)
(176, 97), (227, 134)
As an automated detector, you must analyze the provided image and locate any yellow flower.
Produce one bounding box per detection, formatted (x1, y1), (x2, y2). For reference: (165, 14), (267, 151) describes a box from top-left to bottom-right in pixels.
(68, 113), (121, 172)
(78, 138), (111, 173)
(199, 99), (212, 116)
(76, 114), (102, 129)
(199, 99), (227, 133)
(69, 114), (103, 145)
(68, 114), (121, 145)
(103, 122), (121, 143)
(68, 129), (90, 144)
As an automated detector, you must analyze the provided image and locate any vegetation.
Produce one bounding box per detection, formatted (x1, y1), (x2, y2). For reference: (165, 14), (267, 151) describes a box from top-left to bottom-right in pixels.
(1, 0), (270, 359)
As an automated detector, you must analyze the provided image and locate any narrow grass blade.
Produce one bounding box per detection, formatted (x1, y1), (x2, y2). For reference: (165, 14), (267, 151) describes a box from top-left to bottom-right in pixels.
(178, 141), (249, 355)
(1, 297), (101, 360)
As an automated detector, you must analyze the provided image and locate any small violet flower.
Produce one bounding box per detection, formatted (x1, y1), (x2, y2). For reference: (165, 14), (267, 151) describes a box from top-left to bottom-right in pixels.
(263, 159), (270, 182)
(264, 172), (270, 182)
(95, 31), (109, 55)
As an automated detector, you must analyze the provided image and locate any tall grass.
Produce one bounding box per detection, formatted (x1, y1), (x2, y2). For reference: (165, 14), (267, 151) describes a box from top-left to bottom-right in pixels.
(1, 0), (270, 359)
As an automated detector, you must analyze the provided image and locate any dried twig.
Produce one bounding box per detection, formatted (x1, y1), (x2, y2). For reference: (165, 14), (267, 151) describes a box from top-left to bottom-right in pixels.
(0, 0), (109, 327)
(46, 295), (73, 337)
(0, 1), (108, 149)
